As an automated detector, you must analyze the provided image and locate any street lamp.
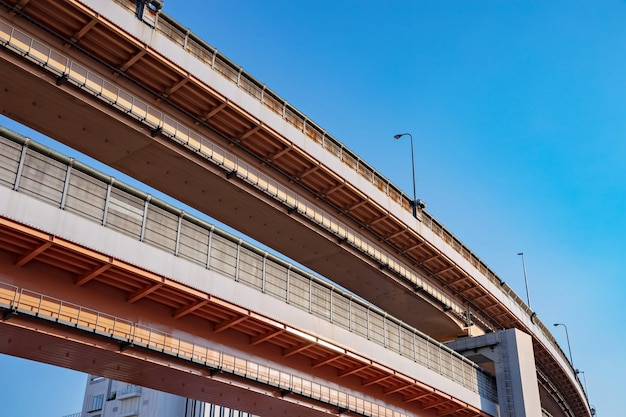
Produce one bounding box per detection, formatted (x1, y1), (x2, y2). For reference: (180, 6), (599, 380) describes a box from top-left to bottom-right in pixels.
(517, 252), (531, 308)
(575, 369), (589, 398)
(554, 323), (574, 367)
(393, 133), (424, 217)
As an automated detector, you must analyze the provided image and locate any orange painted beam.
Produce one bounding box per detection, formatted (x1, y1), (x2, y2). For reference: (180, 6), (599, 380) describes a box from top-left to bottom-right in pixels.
(14, 239), (53, 267)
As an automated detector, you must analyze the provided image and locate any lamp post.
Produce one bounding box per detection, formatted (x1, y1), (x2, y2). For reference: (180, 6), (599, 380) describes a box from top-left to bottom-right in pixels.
(575, 369), (589, 398)
(517, 252), (531, 308)
(393, 133), (421, 217)
(554, 323), (574, 367)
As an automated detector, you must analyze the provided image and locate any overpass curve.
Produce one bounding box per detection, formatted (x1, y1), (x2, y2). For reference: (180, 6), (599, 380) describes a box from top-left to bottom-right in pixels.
(0, 1), (589, 416)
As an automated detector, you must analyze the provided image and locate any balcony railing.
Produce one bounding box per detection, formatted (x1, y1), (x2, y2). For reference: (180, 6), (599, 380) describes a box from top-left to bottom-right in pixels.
(116, 385), (142, 400)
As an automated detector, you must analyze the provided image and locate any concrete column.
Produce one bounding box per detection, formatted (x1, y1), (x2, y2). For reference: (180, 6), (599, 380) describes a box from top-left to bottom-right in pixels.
(446, 328), (542, 417)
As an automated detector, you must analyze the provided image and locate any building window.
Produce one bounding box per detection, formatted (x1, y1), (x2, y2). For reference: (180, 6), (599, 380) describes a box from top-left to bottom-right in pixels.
(91, 394), (104, 411)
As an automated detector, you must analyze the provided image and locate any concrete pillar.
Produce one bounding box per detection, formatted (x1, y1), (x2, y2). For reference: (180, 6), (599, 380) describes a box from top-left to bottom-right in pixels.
(446, 328), (542, 417)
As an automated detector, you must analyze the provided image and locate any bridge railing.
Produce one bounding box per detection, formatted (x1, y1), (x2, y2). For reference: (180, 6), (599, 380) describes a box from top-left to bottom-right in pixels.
(0, 280), (462, 417)
(0, 128), (497, 403)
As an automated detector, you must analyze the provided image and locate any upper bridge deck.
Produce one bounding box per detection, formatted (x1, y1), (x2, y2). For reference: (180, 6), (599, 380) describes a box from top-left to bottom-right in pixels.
(0, 1), (589, 416)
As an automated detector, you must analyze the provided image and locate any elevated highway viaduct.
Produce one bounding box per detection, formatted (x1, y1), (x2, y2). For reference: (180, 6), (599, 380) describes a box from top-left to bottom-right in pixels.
(0, 1), (589, 416)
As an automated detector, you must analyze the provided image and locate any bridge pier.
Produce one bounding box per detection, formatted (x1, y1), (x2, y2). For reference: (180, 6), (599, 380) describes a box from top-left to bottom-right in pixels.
(446, 329), (542, 417)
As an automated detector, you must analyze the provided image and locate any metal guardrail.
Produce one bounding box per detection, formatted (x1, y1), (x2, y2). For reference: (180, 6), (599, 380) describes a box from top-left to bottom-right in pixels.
(116, 385), (142, 399)
(0, 281), (464, 417)
(0, 129), (498, 402)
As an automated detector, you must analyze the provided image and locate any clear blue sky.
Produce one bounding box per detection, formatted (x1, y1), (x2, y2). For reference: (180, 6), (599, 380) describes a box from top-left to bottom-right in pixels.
(1, 1), (624, 415)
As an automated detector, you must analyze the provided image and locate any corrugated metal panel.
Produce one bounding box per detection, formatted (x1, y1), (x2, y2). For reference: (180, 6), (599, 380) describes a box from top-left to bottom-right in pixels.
(178, 219), (210, 264)
(107, 188), (143, 239)
(330, 293), (350, 331)
(144, 204), (178, 252)
(310, 281), (331, 321)
(209, 234), (237, 279)
(264, 262), (288, 301)
(288, 273), (309, 311)
(65, 169), (107, 222)
(350, 302), (368, 339)
(19, 150), (65, 205)
(238, 249), (263, 290)
(0, 136), (20, 187)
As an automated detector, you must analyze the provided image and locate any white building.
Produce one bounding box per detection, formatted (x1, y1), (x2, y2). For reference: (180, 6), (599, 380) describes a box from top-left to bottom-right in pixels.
(69, 375), (255, 417)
